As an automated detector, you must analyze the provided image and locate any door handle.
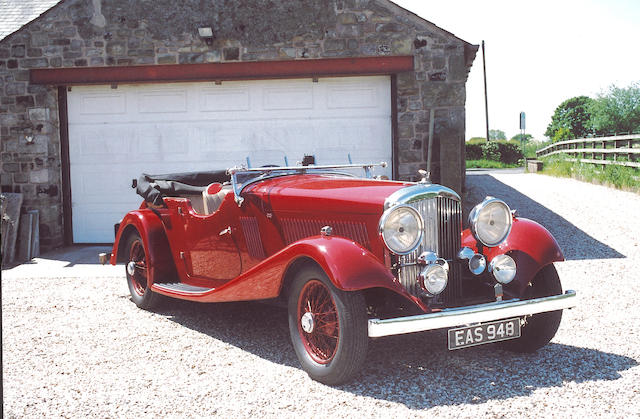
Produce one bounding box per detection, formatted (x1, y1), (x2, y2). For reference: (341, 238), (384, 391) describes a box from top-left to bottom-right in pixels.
(219, 226), (232, 236)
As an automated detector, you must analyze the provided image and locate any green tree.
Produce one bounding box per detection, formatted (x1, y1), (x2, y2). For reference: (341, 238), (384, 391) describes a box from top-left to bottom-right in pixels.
(489, 129), (506, 140)
(545, 96), (594, 141)
(591, 82), (640, 135)
(511, 133), (533, 143)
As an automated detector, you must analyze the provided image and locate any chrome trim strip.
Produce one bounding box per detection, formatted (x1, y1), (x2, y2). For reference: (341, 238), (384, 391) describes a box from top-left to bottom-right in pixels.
(368, 290), (577, 338)
(152, 283), (213, 295)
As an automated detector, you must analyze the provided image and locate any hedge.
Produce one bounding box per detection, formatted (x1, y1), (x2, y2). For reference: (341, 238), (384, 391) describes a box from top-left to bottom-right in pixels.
(465, 140), (523, 164)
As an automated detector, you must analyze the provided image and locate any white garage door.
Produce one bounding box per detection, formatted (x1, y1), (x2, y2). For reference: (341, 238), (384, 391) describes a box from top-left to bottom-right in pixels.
(67, 76), (392, 243)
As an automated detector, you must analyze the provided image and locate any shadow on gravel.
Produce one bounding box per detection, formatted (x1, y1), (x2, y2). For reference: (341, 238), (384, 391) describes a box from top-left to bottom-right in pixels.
(5, 245), (114, 269)
(464, 175), (625, 260)
(157, 298), (636, 408)
(156, 299), (299, 368)
(352, 332), (637, 409)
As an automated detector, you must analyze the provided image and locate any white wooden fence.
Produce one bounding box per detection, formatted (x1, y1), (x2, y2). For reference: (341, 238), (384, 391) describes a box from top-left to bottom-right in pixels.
(536, 134), (640, 168)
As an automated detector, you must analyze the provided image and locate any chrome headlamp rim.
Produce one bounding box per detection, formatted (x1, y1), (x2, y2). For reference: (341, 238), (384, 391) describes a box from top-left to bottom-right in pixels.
(378, 204), (424, 255)
(469, 196), (513, 248)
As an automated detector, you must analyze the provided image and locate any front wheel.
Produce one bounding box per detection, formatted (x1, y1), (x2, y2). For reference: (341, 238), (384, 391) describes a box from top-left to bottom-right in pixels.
(501, 264), (563, 353)
(125, 231), (163, 310)
(287, 266), (368, 385)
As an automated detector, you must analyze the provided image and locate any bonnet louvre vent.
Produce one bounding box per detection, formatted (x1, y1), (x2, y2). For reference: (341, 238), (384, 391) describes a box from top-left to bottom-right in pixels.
(281, 218), (370, 249)
(240, 217), (266, 259)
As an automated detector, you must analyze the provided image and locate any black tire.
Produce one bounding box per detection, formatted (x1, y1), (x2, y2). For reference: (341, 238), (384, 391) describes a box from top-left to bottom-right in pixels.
(287, 265), (368, 385)
(124, 231), (163, 310)
(501, 264), (563, 353)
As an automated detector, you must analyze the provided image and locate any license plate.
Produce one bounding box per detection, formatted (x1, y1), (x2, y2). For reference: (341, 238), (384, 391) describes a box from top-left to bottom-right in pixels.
(448, 318), (521, 350)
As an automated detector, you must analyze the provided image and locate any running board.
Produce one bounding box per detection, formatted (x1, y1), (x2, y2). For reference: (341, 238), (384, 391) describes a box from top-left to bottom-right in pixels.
(152, 282), (214, 295)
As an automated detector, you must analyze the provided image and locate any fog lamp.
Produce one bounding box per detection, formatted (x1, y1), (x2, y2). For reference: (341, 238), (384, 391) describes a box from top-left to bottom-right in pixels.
(418, 264), (448, 295)
(469, 254), (486, 275)
(457, 247), (486, 275)
(489, 254), (517, 284)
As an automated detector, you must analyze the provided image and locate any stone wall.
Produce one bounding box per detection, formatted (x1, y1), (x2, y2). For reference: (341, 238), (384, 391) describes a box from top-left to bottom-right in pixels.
(0, 0), (476, 249)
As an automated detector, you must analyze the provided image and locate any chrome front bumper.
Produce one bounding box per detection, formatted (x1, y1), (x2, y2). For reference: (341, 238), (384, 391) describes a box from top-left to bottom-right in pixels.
(368, 290), (577, 338)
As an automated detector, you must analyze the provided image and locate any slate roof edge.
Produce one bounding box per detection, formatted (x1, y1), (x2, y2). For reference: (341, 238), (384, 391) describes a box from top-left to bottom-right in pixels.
(0, 0), (65, 43)
(382, 0), (478, 47)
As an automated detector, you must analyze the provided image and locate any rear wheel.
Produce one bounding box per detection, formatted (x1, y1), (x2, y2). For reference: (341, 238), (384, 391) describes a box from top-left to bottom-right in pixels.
(125, 232), (163, 310)
(288, 266), (368, 385)
(501, 264), (563, 353)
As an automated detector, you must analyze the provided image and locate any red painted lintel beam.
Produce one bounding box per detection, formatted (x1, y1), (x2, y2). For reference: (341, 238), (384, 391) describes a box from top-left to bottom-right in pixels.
(30, 56), (414, 85)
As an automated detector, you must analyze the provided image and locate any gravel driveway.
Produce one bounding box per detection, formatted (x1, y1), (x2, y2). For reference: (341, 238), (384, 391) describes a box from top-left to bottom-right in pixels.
(3, 172), (640, 418)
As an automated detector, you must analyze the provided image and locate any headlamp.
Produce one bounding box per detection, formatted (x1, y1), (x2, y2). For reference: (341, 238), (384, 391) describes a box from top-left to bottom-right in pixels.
(379, 205), (423, 255)
(469, 197), (512, 247)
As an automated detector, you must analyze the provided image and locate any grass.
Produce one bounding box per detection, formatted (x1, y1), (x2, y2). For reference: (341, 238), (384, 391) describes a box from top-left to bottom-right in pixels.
(540, 154), (640, 192)
(466, 159), (523, 169)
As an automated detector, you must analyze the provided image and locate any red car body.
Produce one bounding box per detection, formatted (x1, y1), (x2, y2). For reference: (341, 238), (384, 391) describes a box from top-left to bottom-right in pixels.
(108, 164), (576, 384)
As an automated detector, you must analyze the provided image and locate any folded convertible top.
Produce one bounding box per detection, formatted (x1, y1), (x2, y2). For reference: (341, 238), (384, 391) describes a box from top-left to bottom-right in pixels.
(135, 170), (230, 206)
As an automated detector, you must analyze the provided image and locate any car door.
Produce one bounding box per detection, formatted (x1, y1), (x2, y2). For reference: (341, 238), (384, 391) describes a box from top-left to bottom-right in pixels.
(169, 198), (242, 283)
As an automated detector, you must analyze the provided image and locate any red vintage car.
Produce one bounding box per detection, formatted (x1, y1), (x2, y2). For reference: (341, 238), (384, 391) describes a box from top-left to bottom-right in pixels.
(105, 163), (576, 384)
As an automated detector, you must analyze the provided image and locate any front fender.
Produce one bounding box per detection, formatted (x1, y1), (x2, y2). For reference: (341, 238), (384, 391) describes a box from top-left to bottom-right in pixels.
(110, 209), (177, 286)
(289, 236), (402, 292)
(462, 217), (564, 295)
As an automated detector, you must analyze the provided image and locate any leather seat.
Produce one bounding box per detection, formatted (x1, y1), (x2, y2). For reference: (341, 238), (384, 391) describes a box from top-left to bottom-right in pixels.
(202, 183), (232, 214)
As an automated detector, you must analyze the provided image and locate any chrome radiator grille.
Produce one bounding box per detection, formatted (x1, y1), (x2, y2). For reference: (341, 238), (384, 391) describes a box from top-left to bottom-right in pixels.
(399, 196), (463, 302)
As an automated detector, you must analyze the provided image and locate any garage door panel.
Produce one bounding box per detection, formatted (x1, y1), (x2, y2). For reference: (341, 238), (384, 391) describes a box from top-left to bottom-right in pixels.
(327, 86), (379, 110)
(68, 76), (391, 242)
(262, 86), (313, 110)
(199, 87), (250, 112)
(137, 133), (189, 157)
(137, 89), (188, 114)
(74, 92), (127, 116)
(73, 204), (137, 243)
(68, 128), (129, 162)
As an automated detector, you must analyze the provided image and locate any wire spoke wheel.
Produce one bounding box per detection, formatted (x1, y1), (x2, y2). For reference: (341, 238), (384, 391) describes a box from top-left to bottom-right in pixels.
(128, 239), (148, 296)
(288, 265), (368, 385)
(124, 231), (163, 310)
(297, 280), (339, 364)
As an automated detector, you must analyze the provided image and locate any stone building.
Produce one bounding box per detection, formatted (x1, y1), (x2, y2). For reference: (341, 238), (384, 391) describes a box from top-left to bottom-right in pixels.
(0, 0), (477, 249)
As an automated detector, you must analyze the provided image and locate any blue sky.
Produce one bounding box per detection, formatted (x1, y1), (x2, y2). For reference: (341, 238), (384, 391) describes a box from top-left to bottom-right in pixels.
(393, 0), (640, 141)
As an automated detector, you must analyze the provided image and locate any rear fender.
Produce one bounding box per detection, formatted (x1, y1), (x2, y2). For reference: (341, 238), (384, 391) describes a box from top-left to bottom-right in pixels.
(110, 209), (178, 286)
(462, 217), (564, 296)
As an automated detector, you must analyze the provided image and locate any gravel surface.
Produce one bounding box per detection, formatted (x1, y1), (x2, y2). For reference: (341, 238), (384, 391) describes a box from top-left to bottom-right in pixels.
(3, 172), (640, 418)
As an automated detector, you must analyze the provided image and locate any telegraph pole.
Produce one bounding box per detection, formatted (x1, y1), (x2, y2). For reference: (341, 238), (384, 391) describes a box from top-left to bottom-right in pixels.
(520, 111), (526, 168)
(482, 41), (489, 142)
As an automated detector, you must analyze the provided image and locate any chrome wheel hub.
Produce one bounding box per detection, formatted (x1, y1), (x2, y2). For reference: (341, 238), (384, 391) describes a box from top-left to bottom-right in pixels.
(127, 261), (136, 276)
(301, 312), (315, 333)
